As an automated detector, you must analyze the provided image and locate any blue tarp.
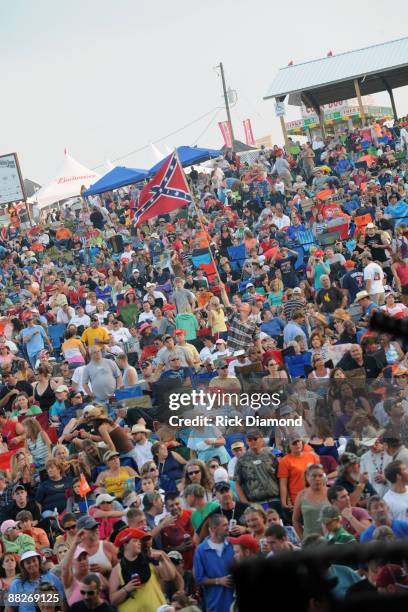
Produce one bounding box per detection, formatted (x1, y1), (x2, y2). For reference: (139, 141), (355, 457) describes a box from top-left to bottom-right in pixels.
(84, 166), (149, 196)
(148, 146), (221, 175)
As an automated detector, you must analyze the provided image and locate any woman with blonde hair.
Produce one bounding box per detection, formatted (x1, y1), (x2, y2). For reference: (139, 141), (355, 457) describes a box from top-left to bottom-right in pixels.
(207, 296), (227, 338)
(10, 449), (37, 492)
(267, 278), (284, 306)
(22, 418), (51, 475)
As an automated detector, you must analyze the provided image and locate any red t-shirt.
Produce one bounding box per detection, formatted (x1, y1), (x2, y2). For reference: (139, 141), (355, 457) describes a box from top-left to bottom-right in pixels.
(2, 420), (24, 450)
(161, 509), (195, 569)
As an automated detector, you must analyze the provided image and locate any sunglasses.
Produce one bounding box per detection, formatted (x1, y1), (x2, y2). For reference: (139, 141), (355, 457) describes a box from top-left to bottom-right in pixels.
(187, 470), (200, 476)
(247, 436), (259, 441)
(64, 524), (77, 531)
(80, 590), (96, 596)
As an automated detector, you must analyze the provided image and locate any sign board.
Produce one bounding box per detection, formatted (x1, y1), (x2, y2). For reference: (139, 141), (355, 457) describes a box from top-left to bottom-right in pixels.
(0, 153), (25, 206)
(275, 101), (286, 117)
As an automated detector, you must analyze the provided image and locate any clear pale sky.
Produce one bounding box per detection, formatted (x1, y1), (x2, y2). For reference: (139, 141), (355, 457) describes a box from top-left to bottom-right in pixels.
(2, 0), (408, 184)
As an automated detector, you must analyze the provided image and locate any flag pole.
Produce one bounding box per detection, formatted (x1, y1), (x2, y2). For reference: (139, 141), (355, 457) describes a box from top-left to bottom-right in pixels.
(174, 150), (224, 291)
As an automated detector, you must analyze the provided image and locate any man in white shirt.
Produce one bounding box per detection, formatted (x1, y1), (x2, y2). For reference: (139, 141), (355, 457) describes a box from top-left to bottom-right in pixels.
(383, 460), (408, 521)
(228, 350), (251, 376)
(70, 305), (91, 330)
(362, 251), (385, 306)
(227, 440), (246, 478)
(120, 243), (135, 263)
(199, 336), (217, 364)
(138, 302), (155, 325)
(110, 320), (132, 345)
(271, 207), (291, 230)
(131, 424), (153, 469)
(360, 437), (392, 497)
(56, 303), (75, 324)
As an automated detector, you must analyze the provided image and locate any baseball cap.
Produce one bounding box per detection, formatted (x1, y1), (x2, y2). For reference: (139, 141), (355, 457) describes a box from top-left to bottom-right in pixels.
(246, 428), (262, 439)
(174, 329), (186, 336)
(214, 358), (228, 369)
(114, 528), (151, 547)
(73, 546), (89, 560)
(339, 452), (360, 468)
(214, 481), (231, 492)
(76, 516), (98, 530)
(344, 260), (355, 268)
(12, 484), (26, 495)
(319, 506), (341, 524)
(366, 223), (376, 229)
(0, 520), (18, 535)
(20, 550), (41, 563)
(228, 534), (260, 554)
(376, 564), (408, 588)
(231, 440), (245, 450)
(55, 385), (69, 393)
(233, 350), (246, 358)
(215, 338), (226, 345)
(162, 304), (176, 312)
(95, 493), (116, 506)
(168, 550), (183, 562)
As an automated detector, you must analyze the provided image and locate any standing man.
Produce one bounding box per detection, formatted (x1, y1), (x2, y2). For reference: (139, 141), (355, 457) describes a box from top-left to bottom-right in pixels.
(225, 302), (261, 353)
(234, 428), (280, 507)
(82, 346), (122, 404)
(383, 461), (408, 520)
(172, 278), (195, 313)
(362, 251), (385, 306)
(81, 315), (110, 351)
(20, 316), (53, 369)
(193, 513), (235, 612)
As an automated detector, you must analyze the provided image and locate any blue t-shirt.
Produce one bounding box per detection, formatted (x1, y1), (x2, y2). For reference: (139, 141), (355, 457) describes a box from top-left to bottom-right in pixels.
(20, 325), (47, 356)
(7, 572), (64, 612)
(360, 519), (408, 543)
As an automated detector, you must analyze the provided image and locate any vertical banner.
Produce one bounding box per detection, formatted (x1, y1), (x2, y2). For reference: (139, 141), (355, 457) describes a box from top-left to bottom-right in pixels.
(218, 121), (233, 148)
(243, 119), (255, 146)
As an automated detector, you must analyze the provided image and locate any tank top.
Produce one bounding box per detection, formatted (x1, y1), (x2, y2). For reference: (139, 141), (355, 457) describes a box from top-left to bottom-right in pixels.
(122, 366), (137, 388)
(300, 492), (330, 539)
(88, 541), (112, 571)
(27, 432), (49, 470)
(211, 309), (227, 334)
(110, 426), (133, 453)
(395, 262), (408, 286)
(104, 467), (133, 498)
(34, 381), (56, 411)
(118, 563), (165, 612)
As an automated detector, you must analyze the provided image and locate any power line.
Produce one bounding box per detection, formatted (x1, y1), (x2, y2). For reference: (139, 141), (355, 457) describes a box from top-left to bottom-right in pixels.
(92, 106), (222, 170)
(192, 108), (222, 145)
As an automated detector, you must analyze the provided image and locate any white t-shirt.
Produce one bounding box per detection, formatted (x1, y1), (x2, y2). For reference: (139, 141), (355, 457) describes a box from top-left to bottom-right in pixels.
(132, 440), (153, 470)
(383, 488), (408, 521)
(70, 314), (91, 328)
(360, 449), (392, 497)
(363, 262), (385, 295)
(71, 365), (91, 394)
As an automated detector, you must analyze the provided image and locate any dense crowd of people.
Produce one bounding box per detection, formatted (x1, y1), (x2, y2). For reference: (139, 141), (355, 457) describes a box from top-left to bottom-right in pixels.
(2, 116), (408, 611)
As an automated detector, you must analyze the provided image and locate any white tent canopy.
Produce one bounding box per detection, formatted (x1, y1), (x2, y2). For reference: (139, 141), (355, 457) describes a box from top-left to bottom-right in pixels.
(35, 152), (101, 209)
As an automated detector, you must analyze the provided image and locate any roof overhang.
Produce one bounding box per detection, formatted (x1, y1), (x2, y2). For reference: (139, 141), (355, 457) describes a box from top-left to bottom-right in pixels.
(285, 65), (408, 107)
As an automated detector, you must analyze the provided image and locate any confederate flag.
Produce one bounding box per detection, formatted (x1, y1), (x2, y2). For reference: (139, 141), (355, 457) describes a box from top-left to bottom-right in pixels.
(134, 151), (192, 226)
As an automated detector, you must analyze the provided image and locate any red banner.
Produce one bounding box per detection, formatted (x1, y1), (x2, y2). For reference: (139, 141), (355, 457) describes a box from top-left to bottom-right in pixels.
(243, 119), (255, 146)
(218, 121), (233, 148)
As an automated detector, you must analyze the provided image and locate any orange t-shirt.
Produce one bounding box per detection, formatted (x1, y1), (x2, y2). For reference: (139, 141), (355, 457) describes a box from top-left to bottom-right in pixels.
(56, 227), (72, 240)
(277, 450), (319, 503)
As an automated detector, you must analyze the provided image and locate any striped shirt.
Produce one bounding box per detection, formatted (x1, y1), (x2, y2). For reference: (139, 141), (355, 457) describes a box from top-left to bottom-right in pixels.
(227, 313), (260, 351)
(283, 299), (306, 321)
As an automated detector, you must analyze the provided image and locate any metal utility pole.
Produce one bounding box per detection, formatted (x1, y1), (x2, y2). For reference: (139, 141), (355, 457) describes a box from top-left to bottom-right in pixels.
(217, 62), (235, 151)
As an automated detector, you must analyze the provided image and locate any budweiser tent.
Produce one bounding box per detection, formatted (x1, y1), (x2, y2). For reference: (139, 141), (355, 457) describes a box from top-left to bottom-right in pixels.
(35, 152), (101, 209)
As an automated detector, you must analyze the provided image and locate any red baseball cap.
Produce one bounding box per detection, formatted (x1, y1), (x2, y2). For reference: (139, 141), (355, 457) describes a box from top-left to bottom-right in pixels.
(228, 534), (260, 554)
(174, 329), (185, 335)
(114, 528), (151, 547)
(376, 564), (408, 588)
(163, 304), (176, 312)
(139, 323), (152, 333)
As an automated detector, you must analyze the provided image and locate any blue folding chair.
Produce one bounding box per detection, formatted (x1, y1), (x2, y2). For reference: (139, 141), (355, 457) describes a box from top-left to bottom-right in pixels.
(284, 352), (312, 380)
(48, 324), (66, 353)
